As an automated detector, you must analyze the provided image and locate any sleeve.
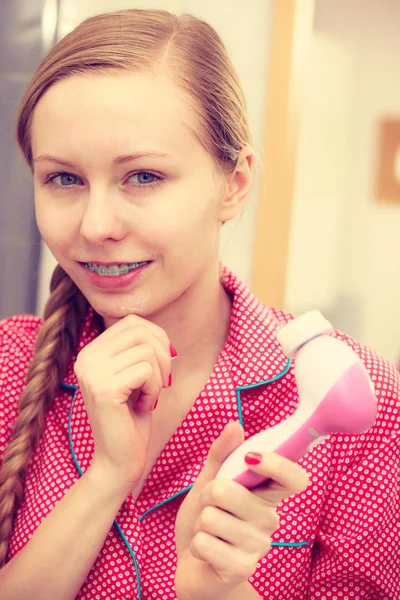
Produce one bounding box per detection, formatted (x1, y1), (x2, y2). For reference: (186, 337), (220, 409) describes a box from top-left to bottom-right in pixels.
(307, 338), (400, 599)
(0, 318), (12, 466)
(0, 315), (41, 468)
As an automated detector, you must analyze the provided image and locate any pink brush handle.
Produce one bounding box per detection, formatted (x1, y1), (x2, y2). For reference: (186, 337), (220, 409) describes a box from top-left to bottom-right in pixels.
(221, 362), (377, 490)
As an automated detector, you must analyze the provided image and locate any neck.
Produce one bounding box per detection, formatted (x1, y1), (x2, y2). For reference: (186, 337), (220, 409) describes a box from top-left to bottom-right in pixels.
(149, 264), (233, 373)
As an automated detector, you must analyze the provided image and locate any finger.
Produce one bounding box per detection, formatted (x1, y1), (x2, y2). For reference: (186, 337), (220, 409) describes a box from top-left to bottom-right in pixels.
(88, 313), (172, 355)
(86, 361), (154, 406)
(200, 480), (280, 531)
(244, 452), (310, 500)
(81, 325), (172, 389)
(116, 326), (171, 388)
(120, 316), (173, 359)
(190, 532), (258, 583)
(191, 422), (245, 493)
(107, 335), (170, 389)
(104, 356), (161, 413)
(110, 344), (164, 411)
(195, 505), (272, 556)
(132, 352), (163, 413)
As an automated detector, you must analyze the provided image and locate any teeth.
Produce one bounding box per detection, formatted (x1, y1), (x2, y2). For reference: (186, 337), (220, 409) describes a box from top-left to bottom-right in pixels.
(84, 261), (148, 276)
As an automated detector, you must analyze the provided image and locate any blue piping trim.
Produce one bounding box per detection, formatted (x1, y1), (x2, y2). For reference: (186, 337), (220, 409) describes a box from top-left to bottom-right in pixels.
(235, 356), (293, 427)
(139, 486), (193, 522)
(64, 382), (143, 598)
(63, 354), (308, 599)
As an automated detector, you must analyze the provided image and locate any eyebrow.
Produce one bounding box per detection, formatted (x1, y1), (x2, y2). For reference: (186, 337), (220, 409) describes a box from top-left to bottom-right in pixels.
(33, 151), (171, 168)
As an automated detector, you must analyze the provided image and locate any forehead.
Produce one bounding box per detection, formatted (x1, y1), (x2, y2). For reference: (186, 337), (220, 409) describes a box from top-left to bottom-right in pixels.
(31, 71), (205, 159)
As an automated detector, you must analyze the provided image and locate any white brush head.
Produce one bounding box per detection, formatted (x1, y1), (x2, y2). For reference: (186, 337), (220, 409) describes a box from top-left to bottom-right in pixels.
(277, 310), (333, 357)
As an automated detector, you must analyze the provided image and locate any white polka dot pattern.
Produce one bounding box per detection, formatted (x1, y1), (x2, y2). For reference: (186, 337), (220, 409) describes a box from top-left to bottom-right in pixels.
(0, 264), (399, 599)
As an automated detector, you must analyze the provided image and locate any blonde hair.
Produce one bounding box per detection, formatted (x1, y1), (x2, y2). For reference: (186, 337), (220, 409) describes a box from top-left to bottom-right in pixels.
(0, 8), (251, 566)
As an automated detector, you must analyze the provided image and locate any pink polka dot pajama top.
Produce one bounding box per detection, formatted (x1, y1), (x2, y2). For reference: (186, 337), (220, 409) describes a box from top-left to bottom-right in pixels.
(1, 266), (399, 599)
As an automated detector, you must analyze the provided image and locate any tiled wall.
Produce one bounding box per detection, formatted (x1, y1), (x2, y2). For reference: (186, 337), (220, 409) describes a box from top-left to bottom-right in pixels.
(0, 0), (46, 318)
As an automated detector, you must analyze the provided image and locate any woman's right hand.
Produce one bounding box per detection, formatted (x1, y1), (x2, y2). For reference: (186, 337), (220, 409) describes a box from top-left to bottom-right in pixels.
(73, 314), (173, 496)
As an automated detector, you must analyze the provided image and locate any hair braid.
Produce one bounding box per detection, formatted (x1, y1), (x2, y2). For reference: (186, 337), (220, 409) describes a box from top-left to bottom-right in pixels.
(0, 265), (89, 567)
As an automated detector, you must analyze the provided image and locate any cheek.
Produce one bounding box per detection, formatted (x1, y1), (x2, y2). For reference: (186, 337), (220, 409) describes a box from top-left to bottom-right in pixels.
(151, 204), (217, 257)
(158, 187), (218, 236)
(35, 199), (75, 253)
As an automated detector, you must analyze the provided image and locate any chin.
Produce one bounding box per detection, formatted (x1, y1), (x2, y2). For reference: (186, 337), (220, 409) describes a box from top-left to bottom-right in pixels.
(92, 299), (148, 322)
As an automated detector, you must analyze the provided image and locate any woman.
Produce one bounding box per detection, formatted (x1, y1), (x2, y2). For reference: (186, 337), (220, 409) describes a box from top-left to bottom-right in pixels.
(0, 9), (398, 600)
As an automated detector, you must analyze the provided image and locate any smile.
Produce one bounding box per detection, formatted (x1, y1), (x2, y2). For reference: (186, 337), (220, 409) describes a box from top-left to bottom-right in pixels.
(83, 261), (150, 276)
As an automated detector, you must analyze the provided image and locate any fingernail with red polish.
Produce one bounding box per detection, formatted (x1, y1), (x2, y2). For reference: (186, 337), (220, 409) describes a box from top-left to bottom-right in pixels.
(170, 344), (178, 359)
(168, 373), (172, 387)
(245, 452), (262, 465)
(151, 398), (159, 411)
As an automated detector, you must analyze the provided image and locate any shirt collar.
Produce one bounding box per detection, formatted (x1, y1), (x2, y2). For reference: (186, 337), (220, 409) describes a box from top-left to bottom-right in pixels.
(217, 264), (289, 387)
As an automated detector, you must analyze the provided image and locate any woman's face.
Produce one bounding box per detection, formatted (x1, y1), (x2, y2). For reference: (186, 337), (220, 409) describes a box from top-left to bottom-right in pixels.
(31, 71), (244, 325)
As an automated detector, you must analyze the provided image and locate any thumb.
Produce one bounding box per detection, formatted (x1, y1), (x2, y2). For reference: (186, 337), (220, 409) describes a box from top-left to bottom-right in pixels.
(193, 421), (245, 491)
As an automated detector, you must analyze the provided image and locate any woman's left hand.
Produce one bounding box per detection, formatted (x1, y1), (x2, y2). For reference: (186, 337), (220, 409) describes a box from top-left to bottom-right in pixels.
(174, 421), (310, 600)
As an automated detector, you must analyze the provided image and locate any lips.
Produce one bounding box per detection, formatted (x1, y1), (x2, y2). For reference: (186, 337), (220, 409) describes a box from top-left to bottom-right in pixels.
(80, 261), (149, 266)
(78, 259), (152, 289)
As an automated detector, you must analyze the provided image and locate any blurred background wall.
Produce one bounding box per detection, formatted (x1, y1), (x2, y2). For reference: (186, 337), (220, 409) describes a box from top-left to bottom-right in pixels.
(1, 0), (399, 366)
(0, 0), (45, 318)
(286, 0), (400, 364)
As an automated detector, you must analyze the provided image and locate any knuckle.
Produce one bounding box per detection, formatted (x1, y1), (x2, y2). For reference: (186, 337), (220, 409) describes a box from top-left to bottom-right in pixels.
(209, 480), (226, 504)
(299, 468), (311, 490)
(140, 343), (156, 360)
(270, 511), (280, 531)
(138, 361), (153, 379)
(87, 382), (108, 401)
(191, 531), (206, 553)
(163, 335), (172, 353)
(267, 451), (288, 472)
(265, 455), (310, 495)
(153, 325), (169, 346)
(125, 314), (140, 326)
(136, 323), (151, 339)
(199, 506), (216, 528)
(149, 318), (168, 338)
(253, 531), (272, 555)
(128, 321), (148, 338)
(259, 508), (279, 534)
(80, 375), (114, 402)
(291, 468), (310, 495)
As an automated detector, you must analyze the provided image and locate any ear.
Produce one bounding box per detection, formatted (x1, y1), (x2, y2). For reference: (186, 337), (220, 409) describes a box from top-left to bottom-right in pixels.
(217, 145), (254, 224)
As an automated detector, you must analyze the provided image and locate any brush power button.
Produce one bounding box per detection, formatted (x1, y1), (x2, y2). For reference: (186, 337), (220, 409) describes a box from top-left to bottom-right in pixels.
(307, 434), (329, 452)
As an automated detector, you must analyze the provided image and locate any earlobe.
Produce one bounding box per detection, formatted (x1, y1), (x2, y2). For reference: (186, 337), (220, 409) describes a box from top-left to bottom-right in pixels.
(218, 146), (254, 224)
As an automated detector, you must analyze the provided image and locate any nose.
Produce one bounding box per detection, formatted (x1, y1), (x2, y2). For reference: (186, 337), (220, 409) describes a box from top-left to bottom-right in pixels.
(79, 186), (126, 243)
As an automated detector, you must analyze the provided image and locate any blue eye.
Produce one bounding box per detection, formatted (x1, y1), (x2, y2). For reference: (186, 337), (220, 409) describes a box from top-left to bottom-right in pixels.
(51, 173), (82, 186)
(129, 172), (159, 185)
(43, 170), (163, 191)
